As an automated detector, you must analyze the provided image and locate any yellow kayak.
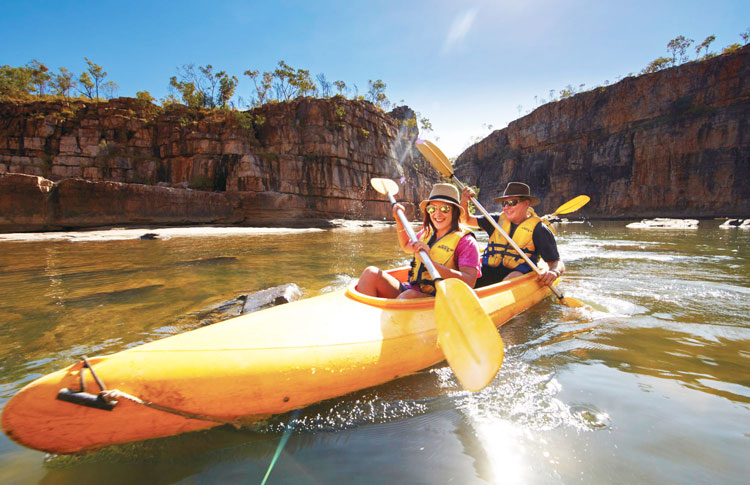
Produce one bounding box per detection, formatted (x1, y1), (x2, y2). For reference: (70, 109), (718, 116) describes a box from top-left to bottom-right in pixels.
(2, 268), (554, 454)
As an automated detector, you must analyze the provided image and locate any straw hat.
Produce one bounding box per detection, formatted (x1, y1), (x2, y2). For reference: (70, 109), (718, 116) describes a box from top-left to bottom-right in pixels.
(418, 183), (466, 216)
(492, 182), (540, 206)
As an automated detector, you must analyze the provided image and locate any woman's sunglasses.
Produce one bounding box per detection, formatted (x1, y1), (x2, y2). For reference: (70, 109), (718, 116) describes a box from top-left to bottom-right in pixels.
(425, 205), (453, 215)
(500, 199), (523, 207)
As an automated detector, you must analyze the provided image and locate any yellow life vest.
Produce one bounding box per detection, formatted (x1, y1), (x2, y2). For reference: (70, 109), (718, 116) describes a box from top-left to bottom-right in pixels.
(483, 213), (542, 269)
(408, 228), (473, 295)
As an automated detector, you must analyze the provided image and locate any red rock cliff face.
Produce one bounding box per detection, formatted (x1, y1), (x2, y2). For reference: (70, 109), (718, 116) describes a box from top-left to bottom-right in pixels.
(454, 46), (750, 218)
(0, 97), (438, 232)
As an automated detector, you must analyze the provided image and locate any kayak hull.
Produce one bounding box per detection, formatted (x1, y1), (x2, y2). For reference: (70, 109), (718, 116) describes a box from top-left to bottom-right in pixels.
(2, 268), (553, 454)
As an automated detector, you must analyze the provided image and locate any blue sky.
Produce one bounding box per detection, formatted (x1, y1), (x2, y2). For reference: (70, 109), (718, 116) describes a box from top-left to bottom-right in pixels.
(1, 0), (748, 158)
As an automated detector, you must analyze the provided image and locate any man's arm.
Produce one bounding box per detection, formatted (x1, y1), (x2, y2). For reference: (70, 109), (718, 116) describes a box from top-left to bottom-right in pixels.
(533, 224), (565, 285)
(460, 187), (479, 227)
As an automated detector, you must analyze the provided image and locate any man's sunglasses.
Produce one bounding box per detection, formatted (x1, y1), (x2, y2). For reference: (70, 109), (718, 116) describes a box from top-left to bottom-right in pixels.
(425, 205), (453, 215)
(500, 199), (526, 207)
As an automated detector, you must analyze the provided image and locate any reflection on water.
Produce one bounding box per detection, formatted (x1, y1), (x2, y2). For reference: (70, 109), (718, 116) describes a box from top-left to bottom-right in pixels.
(1, 221), (749, 483)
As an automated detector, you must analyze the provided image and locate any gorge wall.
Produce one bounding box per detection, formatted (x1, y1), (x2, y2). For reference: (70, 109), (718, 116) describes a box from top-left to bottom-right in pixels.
(3, 46), (749, 233)
(454, 45), (750, 219)
(0, 97), (439, 232)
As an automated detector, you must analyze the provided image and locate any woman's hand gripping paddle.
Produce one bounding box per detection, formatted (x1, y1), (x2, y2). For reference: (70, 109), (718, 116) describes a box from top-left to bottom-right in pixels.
(413, 140), (585, 308)
(370, 178), (504, 392)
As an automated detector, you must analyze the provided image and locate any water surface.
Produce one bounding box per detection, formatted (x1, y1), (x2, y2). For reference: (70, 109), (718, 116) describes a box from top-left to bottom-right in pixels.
(1, 221), (748, 484)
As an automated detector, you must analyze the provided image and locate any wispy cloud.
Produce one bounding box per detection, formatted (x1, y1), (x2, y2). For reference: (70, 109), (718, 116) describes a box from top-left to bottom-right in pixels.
(443, 8), (478, 53)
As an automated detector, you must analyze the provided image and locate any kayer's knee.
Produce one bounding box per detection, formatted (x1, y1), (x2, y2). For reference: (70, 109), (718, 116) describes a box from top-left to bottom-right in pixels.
(359, 266), (381, 280)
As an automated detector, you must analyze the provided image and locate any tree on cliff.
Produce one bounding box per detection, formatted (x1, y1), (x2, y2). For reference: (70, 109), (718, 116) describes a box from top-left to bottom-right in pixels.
(641, 57), (672, 74)
(317, 73), (332, 97)
(169, 64), (238, 109)
(0, 60), (53, 99)
(28, 60), (51, 96)
(136, 91), (155, 103)
(243, 61), (318, 106)
(333, 80), (347, 96)
(243, 69), (273, 107)
(0, 65), (33, 99)
(667, 36), (694, 65)
(366, 79), (390, 110)
(217, 70), (238, 108)
(420, 115), (433, 133)
(696, 35), (716, 59)
(79, 58), (108, 100)
(50, 67), (76, 102)
(272, 60), (317, 100)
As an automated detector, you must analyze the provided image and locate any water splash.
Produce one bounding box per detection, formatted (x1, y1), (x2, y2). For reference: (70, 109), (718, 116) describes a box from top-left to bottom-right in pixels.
(447, 357), (609, 434)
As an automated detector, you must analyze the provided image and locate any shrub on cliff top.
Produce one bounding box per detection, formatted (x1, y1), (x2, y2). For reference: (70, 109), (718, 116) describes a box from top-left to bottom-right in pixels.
(0, 64), (35, 100)
(169, 64), (239, 109)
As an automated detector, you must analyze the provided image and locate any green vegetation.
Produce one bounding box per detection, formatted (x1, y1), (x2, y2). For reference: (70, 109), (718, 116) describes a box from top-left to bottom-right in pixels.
(168, 64), (238, 109)
(0, 57), (431, 133)
(80, 58), (118, 100)
(0, 57), (117, 102)
(365, 79), (389, 110)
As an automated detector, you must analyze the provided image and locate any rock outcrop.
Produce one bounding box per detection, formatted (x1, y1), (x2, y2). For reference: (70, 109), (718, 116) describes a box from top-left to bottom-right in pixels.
(0, 97), (438, 232)
(454, 45), (750, 218)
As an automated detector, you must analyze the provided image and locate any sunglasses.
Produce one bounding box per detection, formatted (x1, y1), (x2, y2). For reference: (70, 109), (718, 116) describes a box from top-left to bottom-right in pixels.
(425, 205), (453, 215)
(500, 199), (523, 207)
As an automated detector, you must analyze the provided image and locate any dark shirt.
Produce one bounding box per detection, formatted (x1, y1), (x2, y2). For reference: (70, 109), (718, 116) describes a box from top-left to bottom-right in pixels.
(473, 213), (560, 288)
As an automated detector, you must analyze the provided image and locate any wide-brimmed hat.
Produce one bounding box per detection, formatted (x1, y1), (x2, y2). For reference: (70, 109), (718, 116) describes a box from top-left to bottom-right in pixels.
(492, 182), (540, 206)
(418, 183), (465, 216)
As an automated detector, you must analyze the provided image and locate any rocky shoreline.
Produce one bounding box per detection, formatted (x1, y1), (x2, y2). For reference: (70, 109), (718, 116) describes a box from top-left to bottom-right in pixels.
(0, 218), (399, 242)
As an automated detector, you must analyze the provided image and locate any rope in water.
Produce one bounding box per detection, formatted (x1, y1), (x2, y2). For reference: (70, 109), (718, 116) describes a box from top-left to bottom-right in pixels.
(80, 356), (300, 482)
(99, 389), (242, 427)
(103, 388), (301, 483)
(260, 409), (301, 485)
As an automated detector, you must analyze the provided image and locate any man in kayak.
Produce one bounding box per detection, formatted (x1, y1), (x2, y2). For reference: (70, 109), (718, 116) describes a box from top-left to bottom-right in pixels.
(460, 182), (564, 288)
(357, 183), (481, 299)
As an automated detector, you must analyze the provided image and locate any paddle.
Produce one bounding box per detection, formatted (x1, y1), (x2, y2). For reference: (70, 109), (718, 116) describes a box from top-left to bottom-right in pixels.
(370, 178), (504, 392)
(543, 195), (590, 219)
(414, 140), (585, 308)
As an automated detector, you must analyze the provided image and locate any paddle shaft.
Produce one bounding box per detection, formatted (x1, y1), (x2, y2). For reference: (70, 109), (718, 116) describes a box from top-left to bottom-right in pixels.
(384, 192), (442, 281)
(450, 176), (566, 300)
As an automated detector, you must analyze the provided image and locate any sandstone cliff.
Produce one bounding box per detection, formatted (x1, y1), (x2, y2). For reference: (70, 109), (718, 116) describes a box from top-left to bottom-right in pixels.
(454, 45), (750, 218)
(0, 97), (439, 232)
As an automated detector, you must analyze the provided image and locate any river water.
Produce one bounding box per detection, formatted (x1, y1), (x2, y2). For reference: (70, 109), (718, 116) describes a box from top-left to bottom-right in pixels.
(0, 220), (748, 484)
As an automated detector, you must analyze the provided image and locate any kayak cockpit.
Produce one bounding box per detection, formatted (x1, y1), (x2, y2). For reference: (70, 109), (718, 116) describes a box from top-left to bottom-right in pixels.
(346, 266), (548, 309)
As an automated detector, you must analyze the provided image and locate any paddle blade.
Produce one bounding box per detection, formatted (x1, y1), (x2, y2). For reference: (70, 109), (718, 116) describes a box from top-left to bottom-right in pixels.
(370, 178), (399, 196)
(415, 139), (454, 177)
(559, 296), (586, 308)
(552, 195), (590, 216)
(434, 279), (504, 392)
(423, 140), (452, 168)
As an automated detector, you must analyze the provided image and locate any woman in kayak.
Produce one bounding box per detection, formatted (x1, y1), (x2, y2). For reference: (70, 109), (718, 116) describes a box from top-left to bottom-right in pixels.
(356, 183), (481, 299)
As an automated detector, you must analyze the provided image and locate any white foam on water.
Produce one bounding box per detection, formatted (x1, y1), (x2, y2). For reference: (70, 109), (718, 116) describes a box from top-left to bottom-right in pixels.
(0, 226), (325, 243)
(257, 393), (430, 434)
(434, 356), (610, 484)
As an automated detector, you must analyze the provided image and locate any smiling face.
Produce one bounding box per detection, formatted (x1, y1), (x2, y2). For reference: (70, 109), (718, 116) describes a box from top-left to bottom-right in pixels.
(500, 197), (531, 224)
(425, 201), (456, 234)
